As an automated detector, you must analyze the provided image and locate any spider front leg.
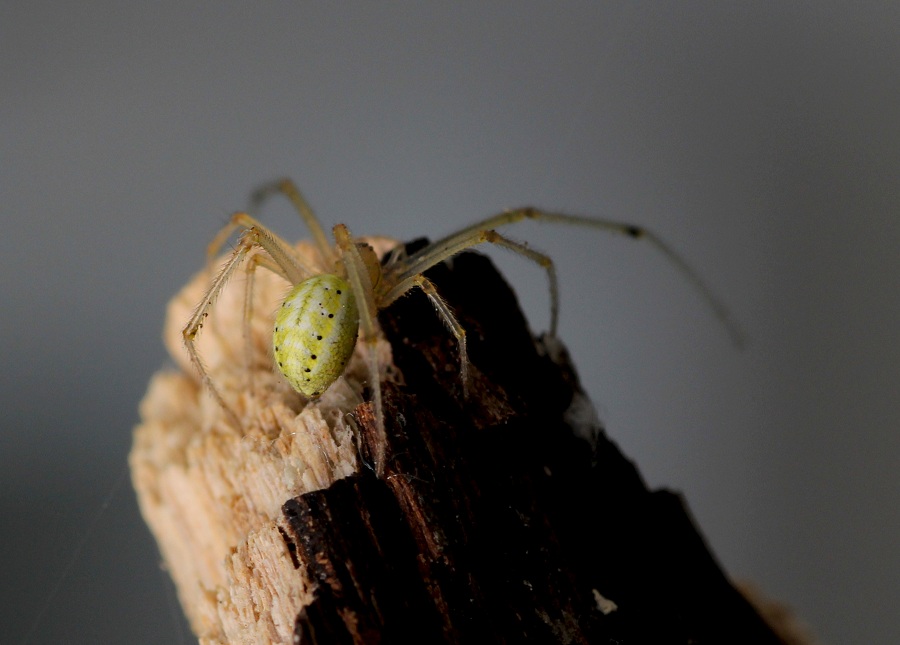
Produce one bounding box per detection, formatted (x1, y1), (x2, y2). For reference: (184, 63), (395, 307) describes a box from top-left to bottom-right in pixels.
(406, 207), (744, 346)
(381, 230), (557, 397)
(248, 177), (336, 266)
(240, 249), (292, 398)
(332, 224), (389, 477)
(184, 222), (309, 428)
(205, 212), (318, 278)
(385, 226), (560, 333)
(381, 273), (470, 394)
(410, 276), (471, 391)
(184, 237), (256, 428)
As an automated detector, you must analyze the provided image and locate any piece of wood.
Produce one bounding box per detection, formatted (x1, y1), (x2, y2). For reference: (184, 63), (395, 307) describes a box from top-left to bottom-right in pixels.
(132, 238), (812, 644)
(132, 238), (396, 644)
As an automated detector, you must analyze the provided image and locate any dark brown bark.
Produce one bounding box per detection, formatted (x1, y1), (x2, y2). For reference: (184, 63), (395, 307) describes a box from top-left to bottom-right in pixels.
(279, 244), (786, 644)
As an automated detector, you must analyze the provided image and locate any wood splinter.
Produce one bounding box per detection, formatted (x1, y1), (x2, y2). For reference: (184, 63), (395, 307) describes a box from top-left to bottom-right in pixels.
(131, 239), (814, 644)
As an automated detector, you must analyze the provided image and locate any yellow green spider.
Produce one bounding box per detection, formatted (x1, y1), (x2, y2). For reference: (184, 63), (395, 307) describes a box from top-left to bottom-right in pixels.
(183, 178), (740, 476)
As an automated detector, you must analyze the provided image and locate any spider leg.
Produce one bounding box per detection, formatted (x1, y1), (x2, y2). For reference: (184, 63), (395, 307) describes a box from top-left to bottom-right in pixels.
(184, 240), (254, 427)
(185, 224), (311, 427)
(241, 249), (291, 396)
(386, 228), (560, 335)
(206, 212), (318, 277)
(332, 224), (388, 476)
(383, 274), (470, 394)
(477, 234), (559, 336)
(401, 208), (744, 346)
(249, 177), (336, 266)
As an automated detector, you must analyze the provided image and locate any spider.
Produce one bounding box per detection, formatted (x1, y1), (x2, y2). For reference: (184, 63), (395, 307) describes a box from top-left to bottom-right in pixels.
(184, 178), (740, 476)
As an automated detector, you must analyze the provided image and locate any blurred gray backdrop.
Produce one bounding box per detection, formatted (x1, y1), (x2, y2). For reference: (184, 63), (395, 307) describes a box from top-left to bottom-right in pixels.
(3, 3), (898, 644)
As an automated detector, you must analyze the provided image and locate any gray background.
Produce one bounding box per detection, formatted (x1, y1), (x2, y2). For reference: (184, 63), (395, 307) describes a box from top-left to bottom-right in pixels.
(3, 3), (898, 644)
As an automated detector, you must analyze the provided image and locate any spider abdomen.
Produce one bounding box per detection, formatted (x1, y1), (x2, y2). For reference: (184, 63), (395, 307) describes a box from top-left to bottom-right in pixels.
(273, 274), (359, 398)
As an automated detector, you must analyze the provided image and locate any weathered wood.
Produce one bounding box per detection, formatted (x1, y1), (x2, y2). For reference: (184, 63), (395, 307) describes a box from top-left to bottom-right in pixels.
(133, 238), (810, 644)
(282, 246), (791, 644)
